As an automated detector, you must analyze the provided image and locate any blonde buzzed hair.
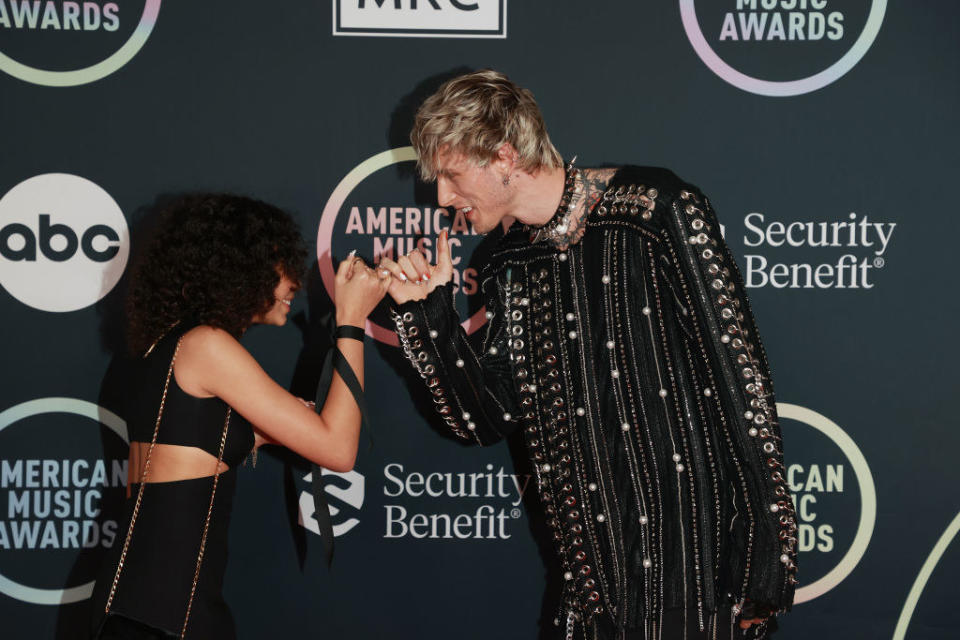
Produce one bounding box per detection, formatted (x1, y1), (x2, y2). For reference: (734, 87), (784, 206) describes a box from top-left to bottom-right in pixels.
(410, 69), (563, 182)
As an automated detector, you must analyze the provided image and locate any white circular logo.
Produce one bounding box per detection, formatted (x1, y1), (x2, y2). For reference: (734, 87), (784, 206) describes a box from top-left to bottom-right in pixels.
(298, 469), (365, 538)
(0, 398), (128, 605)
(318, 147), (491, 345)
(680, 0), (887, 96)
(0, 173), (129, 312)
(0, 1), (161, 87)
(777, 403), (876, 603)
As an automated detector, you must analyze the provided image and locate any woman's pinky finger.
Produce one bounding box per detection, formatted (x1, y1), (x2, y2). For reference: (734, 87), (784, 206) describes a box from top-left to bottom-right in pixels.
(377, 257), (409, 283)
(336, 251), (356, 280)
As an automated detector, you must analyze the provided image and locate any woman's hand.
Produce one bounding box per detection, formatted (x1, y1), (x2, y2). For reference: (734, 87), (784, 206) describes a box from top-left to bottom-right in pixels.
(335, 252), (391, 327)
(378, 229), (453, 305)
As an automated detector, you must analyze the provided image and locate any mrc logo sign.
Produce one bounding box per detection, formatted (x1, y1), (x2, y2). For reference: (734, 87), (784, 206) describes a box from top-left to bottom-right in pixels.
(0, 173), (129, 312)
(333, 0), (507, 38)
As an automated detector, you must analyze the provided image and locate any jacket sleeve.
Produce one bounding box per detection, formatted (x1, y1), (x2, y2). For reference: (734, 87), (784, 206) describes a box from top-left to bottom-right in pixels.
(389, 281), (521, 446)
(661, 186), (798, 612)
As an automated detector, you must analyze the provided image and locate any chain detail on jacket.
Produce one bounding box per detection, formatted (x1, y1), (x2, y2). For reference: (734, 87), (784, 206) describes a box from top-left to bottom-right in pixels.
(389, 167), (797, 639)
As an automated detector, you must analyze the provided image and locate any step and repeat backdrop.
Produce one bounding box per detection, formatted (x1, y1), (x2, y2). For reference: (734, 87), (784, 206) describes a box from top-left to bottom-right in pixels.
(1, 1), (957, 638)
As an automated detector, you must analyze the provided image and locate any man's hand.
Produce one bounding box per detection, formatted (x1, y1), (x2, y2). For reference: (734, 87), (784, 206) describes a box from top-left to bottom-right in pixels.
(737, 600), (772, 630)
(378, 229), (453, 305)
(738, 616), (766, 630)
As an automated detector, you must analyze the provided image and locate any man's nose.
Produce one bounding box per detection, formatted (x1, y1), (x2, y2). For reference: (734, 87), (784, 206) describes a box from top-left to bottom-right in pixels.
(437, 178), (456, 207)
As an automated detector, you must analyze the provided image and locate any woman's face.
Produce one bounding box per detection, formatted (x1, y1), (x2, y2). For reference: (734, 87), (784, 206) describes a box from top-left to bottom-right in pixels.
(253, 274), (299, 326)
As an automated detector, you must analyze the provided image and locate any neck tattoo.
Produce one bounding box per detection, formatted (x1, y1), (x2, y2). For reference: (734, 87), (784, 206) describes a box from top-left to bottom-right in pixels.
(527, 161), (616, 251)
(528, 158), (583, 247)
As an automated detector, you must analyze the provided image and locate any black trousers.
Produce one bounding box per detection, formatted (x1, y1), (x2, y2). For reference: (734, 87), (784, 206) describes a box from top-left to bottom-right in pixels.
(577, 609), (777, 640)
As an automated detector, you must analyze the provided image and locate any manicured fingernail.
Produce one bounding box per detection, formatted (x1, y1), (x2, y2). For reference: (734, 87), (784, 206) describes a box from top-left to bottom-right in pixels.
(422, 274), (430, 282)
(399, 274), (408, 281)
(348, 249), (356, 257)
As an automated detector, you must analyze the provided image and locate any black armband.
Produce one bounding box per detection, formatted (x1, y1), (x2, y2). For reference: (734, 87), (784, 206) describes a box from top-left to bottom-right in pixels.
(335, 325), (365, 341)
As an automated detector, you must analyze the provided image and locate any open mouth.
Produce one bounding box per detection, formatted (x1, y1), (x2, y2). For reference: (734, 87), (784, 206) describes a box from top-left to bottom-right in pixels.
(458, 206), (473, 218)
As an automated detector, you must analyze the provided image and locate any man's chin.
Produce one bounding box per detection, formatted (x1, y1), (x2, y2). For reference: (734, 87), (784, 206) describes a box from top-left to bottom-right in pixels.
(471, 214), (513, 236)
(470, 220), (494, 235)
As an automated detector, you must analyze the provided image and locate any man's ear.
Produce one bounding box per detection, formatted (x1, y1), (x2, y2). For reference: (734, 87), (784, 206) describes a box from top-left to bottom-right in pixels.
(492, 142), (519, 175)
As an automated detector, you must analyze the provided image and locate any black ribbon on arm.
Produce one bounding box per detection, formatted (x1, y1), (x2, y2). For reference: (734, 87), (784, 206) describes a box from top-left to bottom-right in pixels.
(310, 320), (372, 567)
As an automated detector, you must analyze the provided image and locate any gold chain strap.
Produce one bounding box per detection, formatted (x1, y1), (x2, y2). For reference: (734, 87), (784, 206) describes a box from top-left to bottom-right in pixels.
(103, 335), (233, 640)
(180, 406), (230, 638)
(104, 337), (182, 615)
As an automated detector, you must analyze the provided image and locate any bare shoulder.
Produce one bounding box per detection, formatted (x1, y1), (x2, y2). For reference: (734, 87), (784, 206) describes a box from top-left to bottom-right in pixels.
(180, 324), (239, 348)
(177, 325), (249, 362)
(176, 326), (255, 396)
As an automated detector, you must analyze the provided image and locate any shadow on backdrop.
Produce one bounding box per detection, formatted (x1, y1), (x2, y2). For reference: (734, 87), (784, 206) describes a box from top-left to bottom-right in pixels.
(387, 66), (473, 180)
(379, 70), (564, 639)
(54, 193), (185, 640)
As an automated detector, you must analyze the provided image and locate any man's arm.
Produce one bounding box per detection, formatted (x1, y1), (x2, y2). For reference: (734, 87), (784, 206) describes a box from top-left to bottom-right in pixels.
(660, 186), (798, 612)
(381, 231), (520, 445)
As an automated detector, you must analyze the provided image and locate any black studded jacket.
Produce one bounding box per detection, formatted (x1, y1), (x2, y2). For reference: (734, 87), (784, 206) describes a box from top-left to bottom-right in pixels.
(390, 167), (797, 636)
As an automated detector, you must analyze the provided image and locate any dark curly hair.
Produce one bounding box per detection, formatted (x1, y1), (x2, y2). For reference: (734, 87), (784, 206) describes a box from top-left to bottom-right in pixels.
(127, 193), (308, 354)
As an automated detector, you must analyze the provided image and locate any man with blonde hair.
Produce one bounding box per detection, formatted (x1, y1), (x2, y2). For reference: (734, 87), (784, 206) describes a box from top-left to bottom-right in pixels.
(379, 69), (797, 640)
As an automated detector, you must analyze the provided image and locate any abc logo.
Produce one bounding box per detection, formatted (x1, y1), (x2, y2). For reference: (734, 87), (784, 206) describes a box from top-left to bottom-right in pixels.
(0, 174), (129, 312)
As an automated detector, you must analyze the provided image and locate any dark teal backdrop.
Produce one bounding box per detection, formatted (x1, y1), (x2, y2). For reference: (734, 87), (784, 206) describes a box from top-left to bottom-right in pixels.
(1, 2), (957, 638)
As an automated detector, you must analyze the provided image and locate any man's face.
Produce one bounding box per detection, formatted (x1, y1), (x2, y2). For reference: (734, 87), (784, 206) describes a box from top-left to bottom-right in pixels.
(434, 149), (511, 234)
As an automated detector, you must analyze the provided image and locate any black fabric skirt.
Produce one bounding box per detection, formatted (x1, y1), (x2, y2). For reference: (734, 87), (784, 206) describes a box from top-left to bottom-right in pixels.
(90, 471), (238, 640)
(94, 612), (178, 639)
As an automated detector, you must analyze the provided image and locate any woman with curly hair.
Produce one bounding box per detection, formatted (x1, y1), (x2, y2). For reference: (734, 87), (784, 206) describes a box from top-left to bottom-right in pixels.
(90, 194), (388, 639)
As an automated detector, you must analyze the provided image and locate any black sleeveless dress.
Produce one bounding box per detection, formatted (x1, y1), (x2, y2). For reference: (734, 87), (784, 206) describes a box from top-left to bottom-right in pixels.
(90, 325), (255, 639)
